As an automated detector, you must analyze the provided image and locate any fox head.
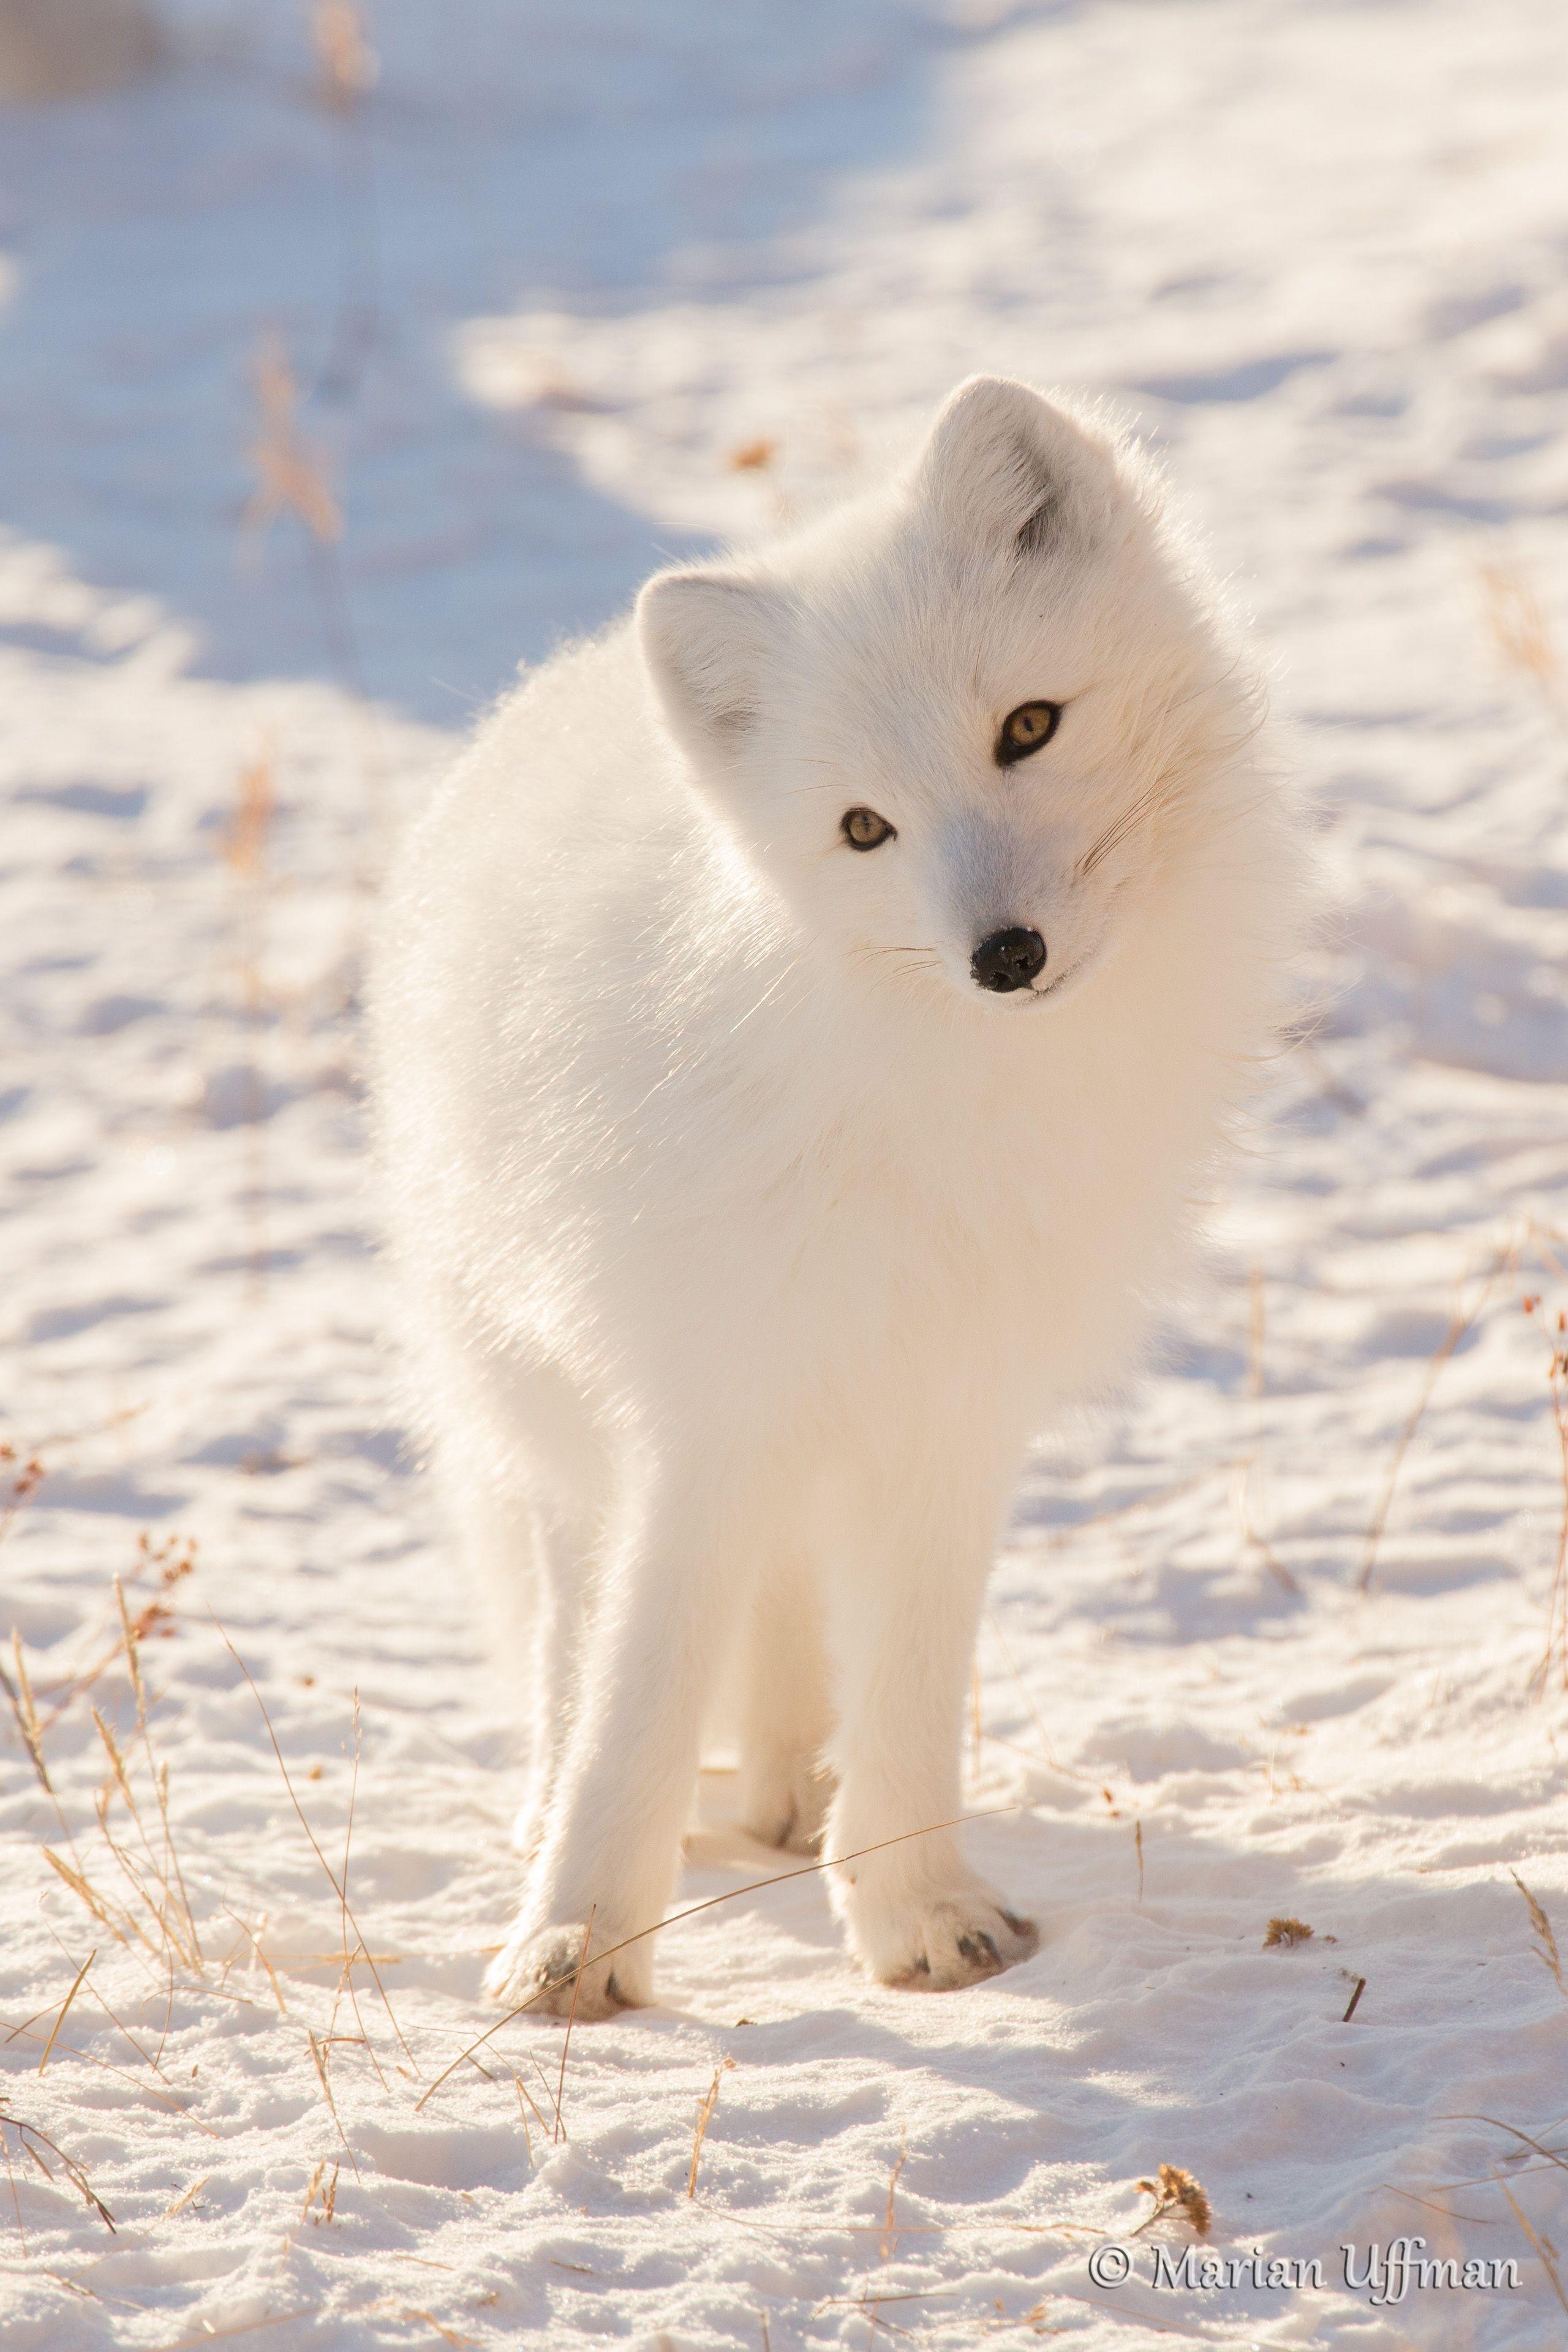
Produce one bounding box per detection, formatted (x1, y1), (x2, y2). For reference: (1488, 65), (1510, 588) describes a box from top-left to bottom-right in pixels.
(638, 375), (1266, 1012)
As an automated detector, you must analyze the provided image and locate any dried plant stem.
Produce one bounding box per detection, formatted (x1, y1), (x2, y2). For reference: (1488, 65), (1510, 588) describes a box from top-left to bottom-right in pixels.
(880, 2133), (907, 2261)
(1479, 557), (1567, 737)
(861, 2130), (909, 2345)
(1360, 1256), (1510, 1593)
(0, 2100), (117, 2233)
(117, 1578), (202, 1966)
(2, 2011), (216, 2132)
(5, 1632), (80, 1856)
(222, 1908), (288, 2018)
(1510, 1871), (1565, 1994)
(37, 1950), (96, 2073)
(92, 1702), (202, 1972)
(306, 2026), (358, 2176)
(312, 0), (382, 398)
(553, 1907), (596, 2143)
(1493, 2171), (1568, 2318)
(687, 2068), (722, 2197)
(213, 1615), (417, 2073)
(328, 1691), (386, 2089)
(42, 1845), (162, 1968)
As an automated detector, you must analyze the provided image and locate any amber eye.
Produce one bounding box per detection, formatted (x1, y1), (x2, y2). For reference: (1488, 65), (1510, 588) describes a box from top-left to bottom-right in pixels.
(995, 700), (1062, 766)
(842, 807), (896, 851)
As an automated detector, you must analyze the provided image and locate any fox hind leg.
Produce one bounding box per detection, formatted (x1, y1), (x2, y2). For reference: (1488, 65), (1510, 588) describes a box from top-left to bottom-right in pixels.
(735, 1550), (836, 1855)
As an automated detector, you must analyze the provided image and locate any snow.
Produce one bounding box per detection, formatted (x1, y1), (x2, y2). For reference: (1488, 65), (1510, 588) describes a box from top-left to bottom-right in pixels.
(2, 2), (1567, 2346)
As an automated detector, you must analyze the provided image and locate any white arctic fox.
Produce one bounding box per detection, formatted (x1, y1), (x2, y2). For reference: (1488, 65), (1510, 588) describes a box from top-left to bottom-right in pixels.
(372, 376), (1300, 2017)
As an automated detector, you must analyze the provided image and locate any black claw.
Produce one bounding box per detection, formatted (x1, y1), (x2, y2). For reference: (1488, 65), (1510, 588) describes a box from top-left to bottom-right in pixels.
(1000, 1910), (1028, 1936)
(957, 1930), (1001, 1968)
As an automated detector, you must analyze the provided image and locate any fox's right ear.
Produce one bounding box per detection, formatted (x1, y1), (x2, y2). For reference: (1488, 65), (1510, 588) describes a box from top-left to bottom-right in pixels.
(917, 375), (1101, 557)
(637, 567), (780, 763)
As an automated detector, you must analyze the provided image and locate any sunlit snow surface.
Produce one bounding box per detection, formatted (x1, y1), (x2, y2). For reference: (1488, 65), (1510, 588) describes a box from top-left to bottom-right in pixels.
(2, 4), (1567, 2346)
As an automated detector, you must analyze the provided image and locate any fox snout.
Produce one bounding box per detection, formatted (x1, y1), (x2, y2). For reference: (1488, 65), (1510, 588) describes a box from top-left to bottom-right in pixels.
(970, 925), (1046, 995)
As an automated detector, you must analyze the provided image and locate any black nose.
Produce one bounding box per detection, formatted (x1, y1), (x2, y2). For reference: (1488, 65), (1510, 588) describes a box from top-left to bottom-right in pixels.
(971, 925), (1047, 994)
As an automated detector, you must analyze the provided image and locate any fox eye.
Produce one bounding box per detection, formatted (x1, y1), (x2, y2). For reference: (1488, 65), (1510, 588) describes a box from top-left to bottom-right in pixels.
(995, 701), (1062, 766)
(842, 807), (896, 851)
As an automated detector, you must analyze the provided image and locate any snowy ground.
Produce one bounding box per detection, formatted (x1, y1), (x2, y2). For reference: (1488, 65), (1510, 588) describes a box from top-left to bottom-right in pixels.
(3, 3), (1568, 2346)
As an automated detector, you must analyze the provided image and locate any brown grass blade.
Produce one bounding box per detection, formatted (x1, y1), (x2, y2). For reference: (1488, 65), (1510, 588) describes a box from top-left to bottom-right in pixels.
(553, 1906), (595, 2144)
(306, 2027), (358, 2178)
(37, 1950), (95, 2073)
(4, 1632), (54, 1795)
(687, 2067), (722, 2198)
(1359, 1273), (1499, 1592)
(1510, 1871), (1566, 1994)
(0, 2101), (116, 2231)
(1493, 2171), (1568, 2319)
(212, 1616), (415, 2071)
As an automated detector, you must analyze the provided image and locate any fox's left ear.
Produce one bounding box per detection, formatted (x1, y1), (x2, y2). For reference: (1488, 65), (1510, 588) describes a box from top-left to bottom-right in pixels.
(637, 566), (783, 765)
(917, 375), (1100, 556)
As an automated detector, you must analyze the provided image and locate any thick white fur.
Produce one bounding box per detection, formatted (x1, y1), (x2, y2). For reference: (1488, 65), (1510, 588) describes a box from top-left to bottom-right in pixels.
(371, 377), (1302, 2018)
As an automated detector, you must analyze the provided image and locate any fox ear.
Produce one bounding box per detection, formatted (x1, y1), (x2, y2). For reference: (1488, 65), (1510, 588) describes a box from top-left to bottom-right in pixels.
(918, 375), (1091, 556)
(638, 567), (781, 760)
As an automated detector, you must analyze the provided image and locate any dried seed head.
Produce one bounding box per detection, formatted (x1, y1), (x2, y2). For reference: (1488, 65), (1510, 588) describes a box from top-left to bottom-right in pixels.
(1136, 2163), (1212, 2240)
(1262, 1915), (1314, 1948)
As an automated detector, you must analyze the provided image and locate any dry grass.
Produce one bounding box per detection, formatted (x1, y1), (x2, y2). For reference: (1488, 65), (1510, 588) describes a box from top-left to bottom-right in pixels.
(1479, 557), (1567, 734)
(552, 1907), (596, 2142)
(222, 745), (274, 884)
(5, 1564), (431, 2215)
(0, 2097), (116, 2235)
(214, 1617), (416, 2075)
(1359, 1242), (1515, 1594)
(1510, 1871), (1565, 1996)
(40, 1531), (197, 1730)
(4, 1627), (56, 1807)
(243, 331), (341, 547)
(241, 329), (375, 739)
(687, 2065), (724, 2197)
(307, 3), (382, 401)
(0, 1441), (45, 1545)
(1493, 2169), (1568, 2320)
(37, 1950), (95, 2073)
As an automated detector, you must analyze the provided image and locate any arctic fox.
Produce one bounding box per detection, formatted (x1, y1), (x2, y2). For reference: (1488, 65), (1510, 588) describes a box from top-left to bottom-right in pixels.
(372, 376), (1300, 2018)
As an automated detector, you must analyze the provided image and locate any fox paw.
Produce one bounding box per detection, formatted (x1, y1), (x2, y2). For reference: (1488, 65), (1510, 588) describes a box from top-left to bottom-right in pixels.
(483, 1922), (641, 2019)
(737, 1752), (835, 1856)
(851, 1885), (1038, 1991)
